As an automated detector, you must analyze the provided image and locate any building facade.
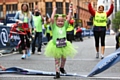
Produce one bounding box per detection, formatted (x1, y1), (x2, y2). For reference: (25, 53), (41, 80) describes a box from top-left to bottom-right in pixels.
(74, 0), (98, 28)
(0, 0), (98, 28)
(102, 0), (117, 30)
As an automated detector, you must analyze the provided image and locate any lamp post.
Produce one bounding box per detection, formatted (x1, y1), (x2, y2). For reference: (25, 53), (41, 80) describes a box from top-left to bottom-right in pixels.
(77, 0), (79, 20)
(75, 0), (80, 26)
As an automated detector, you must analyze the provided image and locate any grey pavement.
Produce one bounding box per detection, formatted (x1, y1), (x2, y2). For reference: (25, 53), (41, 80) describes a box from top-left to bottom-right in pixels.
(0, 35), (120, 80)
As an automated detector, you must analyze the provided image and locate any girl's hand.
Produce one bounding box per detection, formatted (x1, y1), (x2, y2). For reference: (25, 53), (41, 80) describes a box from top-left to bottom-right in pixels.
(34, 28), (36, 32)
(111, 0), (114, 4)
(53, 7), (57, 11)
(88, 0), (91, 3)
(69, 2), (73, 10)
(0, 65), (6, 71)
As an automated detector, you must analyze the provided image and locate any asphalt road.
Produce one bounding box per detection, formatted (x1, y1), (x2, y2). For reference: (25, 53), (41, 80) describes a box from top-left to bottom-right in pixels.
(0, 35), (120, 80)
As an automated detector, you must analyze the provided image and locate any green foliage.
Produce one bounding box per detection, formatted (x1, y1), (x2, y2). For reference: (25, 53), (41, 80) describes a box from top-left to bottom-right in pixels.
(112, 11), (120, 30)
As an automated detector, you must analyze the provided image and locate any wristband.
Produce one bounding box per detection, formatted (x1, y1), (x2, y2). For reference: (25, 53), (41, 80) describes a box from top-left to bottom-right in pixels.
(69, 10), (72, 13)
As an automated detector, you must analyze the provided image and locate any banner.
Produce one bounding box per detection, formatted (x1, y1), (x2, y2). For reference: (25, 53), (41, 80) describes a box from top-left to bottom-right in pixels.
(87, 48), (120, 77)
(0, 67), (82, 77)
(5, 14), (16, 24)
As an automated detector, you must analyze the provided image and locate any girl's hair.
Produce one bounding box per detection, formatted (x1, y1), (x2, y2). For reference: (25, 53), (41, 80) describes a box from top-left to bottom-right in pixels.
(46, 16), (50, 24)
(98, 5), (104, 10)
(21, 3), (31, 18)
(54, 14), (66, 19)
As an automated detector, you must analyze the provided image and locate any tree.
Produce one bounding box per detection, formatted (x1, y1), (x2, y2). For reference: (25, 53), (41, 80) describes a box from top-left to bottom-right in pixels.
(112, 11), (120, 32)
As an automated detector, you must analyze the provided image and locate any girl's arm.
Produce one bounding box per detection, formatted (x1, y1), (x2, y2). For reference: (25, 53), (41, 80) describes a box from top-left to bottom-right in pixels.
(51, 8), (57, 24)
(106, 0), (114, 17)
(14, 11), (20, 22)
(29, 13), (35, 33)
(88, 2), (95, 16)
(39, 9), (44, 22)
(66, 4), (73, 22)
(0, 65), (6, 70)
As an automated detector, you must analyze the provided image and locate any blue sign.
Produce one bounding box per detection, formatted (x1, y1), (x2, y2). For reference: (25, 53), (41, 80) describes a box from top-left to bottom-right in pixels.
(81, 29), (110, 37)
(0, 25), (20, 49)
(6, 14), (16, 24)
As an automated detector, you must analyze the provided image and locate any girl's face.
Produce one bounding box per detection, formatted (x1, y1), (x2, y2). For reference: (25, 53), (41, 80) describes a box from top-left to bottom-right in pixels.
(22, 4), (28, 12)
(98, 6), (104, 13)
(56, 17), (64, 27)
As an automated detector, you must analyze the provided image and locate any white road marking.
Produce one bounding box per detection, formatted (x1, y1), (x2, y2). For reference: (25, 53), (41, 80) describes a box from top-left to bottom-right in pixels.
(105, 46), (115, 48)
(0, 52), (18, 57)
(0, 75), (119, 79)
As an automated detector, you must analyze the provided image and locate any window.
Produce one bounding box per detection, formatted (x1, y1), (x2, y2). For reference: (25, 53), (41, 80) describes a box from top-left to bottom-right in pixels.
(106, 0), (108, 3)
(119, 0), (120, 10)
(66, 2), (69, 14)
(115, 0), (117, 12)
(29, 3), (34, 11)
(56, 2), (63, 14)
(6, 5), (11, 14)
(93, 2), (96, 8)
(105, 6), (108, 10)
(46, 2), (52, 17)
(6, 4), (18, 14)
(0, 5), (3, 18)
(12, 4), (17, 13)
(103, 0), (105, 3)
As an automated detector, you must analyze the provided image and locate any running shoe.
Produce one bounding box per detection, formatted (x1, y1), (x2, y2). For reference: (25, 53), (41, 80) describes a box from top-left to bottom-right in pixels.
(37, 52), (42, 55)
(27, 49), (31, 57)
(21, 54), (26, 59)
(96, 52), (99, 59)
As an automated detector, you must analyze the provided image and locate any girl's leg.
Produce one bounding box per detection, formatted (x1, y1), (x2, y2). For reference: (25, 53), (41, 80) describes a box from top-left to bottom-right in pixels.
(60, 57), (67, 74)
(25, 32), (31, 57)
(93, 31), (100, 58)
(37, 32), (42, 54)
(55, 58), (60, 72)
(19, 35), (26, 59)
(54, 58), (60, 79)
(100, 31), (106, 59)
(32, 32), (38, 54)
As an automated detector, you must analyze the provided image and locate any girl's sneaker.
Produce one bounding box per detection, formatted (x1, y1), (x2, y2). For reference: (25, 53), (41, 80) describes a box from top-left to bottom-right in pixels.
(54, 72), (60, 79)
(27, 49), (31, 57)
(60, 68), (67, 74)
(96, 52), (99, 59)
(21, 54), (26, 59)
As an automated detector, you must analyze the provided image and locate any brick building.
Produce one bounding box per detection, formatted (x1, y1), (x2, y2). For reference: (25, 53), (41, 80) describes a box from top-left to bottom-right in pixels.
(0, 0), (98, 28)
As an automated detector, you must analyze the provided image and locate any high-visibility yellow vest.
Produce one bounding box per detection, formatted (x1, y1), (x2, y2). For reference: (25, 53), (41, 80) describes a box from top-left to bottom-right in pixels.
(67, 24), (74, 31)
(93, 12), (107, 27)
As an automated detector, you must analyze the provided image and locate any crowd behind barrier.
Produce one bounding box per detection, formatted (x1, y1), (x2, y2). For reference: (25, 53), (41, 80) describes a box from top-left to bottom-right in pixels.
(0, 13), (110, 49)
(0, 25), (110, 49)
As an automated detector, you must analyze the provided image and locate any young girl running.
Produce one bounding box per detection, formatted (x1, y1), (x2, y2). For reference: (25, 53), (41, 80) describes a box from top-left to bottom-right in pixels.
(44, 4), (77, 79)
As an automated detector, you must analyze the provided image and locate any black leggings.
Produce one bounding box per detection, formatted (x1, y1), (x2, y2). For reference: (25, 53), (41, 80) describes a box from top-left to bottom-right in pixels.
(67, 31), (74, 43)
(19, 32), (30, 50)
(46, 33), (52, 42)
(93, 31), (106, 47)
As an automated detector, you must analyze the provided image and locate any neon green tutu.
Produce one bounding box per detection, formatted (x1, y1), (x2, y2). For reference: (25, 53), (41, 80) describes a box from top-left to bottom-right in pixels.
(44, 40), (77, 58)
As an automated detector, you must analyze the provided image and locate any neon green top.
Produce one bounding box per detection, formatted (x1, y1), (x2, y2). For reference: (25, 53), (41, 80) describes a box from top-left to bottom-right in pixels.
(44, 23), (52, 36)
(93, 12), (107, 26)
(23, 13), (28, 23)
(67, 24), (74, 31)
(44, 24), (51, 33)
(52, 21), (69, 44)
(33, 16), (42, 32)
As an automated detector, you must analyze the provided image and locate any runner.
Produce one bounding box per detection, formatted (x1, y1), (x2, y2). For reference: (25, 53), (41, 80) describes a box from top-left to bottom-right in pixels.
(88, 0), (114, 59)
(14, 3), (34, 59)
(32, 6), (44, 55)
(44, 4), (77, 79)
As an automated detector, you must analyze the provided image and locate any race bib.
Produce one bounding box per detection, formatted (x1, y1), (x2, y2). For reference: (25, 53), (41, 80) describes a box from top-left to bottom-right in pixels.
(56, 38), (66, 48)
